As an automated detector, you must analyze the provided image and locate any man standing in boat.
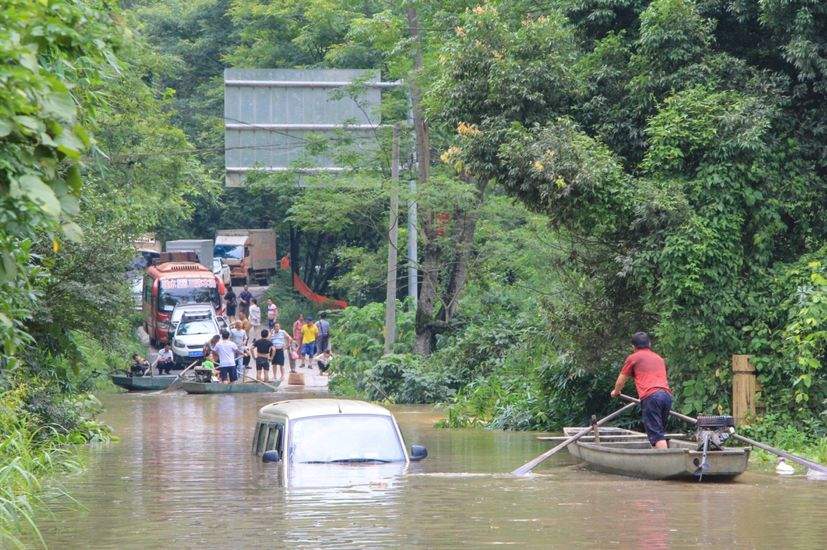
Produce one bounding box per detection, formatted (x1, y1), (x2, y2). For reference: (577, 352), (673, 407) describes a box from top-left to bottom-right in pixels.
(610, 332), (672, 449)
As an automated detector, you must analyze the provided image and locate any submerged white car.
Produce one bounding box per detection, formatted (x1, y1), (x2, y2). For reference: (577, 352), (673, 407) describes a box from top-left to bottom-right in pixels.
(253, 399), (428, 466)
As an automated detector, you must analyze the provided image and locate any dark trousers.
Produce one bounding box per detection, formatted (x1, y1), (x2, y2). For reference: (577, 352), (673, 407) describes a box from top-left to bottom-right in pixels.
(640, 390), (672, 446)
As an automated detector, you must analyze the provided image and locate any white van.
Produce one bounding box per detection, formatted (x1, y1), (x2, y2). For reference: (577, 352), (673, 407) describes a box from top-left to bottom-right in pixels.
(252, 399), (428, 465)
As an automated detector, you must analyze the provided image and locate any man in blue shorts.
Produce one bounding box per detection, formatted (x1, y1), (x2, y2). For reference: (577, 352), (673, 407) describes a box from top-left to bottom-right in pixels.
(300, 316), (319, 369)
(611, 332), (672, 448)
(214, 329), (241, 384)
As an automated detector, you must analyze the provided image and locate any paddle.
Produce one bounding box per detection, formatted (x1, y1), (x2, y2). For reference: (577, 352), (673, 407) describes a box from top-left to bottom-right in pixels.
(159, 360), (199, 394)
(242, 372), (280, 392)
(618, 394), (827, 475)
(512, 401), (637, 476)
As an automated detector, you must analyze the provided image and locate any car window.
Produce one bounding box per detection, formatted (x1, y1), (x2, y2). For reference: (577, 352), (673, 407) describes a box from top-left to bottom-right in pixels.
(255, 423), (267, 454)
(266, 424), (283, 453)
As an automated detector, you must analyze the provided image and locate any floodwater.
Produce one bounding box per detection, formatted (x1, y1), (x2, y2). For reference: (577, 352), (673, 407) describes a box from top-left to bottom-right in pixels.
(32, 390), (825, 549)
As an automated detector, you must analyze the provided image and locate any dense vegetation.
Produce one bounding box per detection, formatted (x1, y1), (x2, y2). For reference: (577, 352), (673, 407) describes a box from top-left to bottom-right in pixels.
(130, 0), (823, 440)
(1, 0), (825, 541)
(0, 0), (206, 543)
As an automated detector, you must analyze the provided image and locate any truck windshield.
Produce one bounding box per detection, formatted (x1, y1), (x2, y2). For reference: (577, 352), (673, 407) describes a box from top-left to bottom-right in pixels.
(159, 279), (219, 312)
(214, 244), (244, 260)
(288, 415), (405, 464)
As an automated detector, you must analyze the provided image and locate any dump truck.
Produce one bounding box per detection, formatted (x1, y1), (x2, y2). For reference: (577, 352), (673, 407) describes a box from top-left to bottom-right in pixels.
(214, 229), (277, 285)
(165, 239), (213, 269)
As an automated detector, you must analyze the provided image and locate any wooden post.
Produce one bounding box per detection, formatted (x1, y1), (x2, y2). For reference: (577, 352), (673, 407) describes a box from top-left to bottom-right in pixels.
(591, 415), (599, 443)
(732, 354), (756, 424)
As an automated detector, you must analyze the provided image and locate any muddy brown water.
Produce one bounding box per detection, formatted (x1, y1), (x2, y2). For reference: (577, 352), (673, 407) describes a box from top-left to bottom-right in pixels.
(31, 391), (825, 549)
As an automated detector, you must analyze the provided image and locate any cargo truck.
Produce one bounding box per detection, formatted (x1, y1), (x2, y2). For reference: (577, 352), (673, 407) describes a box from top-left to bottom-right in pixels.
(165, 239), (213, 269)
(214, 229), (277, 285)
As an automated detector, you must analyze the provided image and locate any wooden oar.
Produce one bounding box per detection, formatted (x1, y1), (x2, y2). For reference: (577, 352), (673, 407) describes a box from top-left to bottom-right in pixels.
(242, 372), (280, 392)
(159, 360), (199, 394)
(512, 401), (637, 476)
(618, 394), (827, 475)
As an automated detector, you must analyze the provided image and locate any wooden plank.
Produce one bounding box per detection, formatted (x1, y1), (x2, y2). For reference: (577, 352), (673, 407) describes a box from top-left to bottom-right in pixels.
(537, 433), (686, 441)
(732, 354), (756, 424)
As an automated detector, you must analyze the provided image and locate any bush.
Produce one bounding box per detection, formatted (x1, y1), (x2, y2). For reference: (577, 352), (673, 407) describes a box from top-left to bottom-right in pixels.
(0, 374), (111, 546)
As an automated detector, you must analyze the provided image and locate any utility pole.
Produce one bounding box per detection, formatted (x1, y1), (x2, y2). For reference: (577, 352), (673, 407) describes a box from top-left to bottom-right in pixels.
(407, 178), (418, 303)
(384, 124), (400, 354)
(406, 5), (435, 355)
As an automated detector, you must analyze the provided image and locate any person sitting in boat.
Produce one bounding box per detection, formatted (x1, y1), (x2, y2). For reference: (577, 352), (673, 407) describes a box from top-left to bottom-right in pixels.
(129, 354), (150, 377)
(154, 343), (175, 375)
(610, 332), (672, 449)
(195, 355), (216, 383)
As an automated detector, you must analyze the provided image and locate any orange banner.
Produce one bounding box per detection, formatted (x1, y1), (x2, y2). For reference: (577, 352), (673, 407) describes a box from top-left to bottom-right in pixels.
(292, 273), (348, 309)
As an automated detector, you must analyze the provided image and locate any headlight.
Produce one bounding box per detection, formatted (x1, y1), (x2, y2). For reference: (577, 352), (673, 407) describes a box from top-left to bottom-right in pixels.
(173, 339), (184, 348)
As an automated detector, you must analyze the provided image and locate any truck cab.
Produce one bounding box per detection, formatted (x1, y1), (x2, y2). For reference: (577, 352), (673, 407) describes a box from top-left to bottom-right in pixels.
(214, 229), (276, 285)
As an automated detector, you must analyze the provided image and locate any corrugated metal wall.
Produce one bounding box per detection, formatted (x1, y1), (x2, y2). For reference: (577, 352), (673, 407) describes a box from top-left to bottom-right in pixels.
(224, 68), (383, 187)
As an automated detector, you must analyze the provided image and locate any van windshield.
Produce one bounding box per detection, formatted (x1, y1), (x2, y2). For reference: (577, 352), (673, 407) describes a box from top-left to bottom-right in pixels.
(214, 244), (244, 260)
(289, 415), (405, 464)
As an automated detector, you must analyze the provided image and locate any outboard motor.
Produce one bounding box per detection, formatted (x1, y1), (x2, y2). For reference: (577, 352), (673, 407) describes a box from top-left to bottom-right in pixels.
(694, 415), (736, 479)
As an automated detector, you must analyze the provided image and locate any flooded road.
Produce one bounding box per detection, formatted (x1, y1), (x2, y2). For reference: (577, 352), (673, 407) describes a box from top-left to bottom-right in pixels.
(33, 391), (825, 548)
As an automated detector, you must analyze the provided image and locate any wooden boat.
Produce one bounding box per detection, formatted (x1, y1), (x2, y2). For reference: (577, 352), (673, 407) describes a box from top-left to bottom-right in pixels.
(563, 427), (750, 481)
(181, 381), (278, 394)
(111, 374), (178, 391)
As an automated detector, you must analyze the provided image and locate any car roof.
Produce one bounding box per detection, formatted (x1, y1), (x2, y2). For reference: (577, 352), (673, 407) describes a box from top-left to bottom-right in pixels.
(258, 399), (393, 420)
(173, 305), (214, 317)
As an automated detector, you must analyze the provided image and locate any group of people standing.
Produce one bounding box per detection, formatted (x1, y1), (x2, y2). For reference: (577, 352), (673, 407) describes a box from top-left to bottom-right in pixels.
(197, 288), (334, 384)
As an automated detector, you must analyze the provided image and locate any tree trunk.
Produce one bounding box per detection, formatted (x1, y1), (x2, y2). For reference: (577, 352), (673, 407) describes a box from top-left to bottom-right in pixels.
(407, 5), (439, 356)
(289, 226), (300, 276)
(439, 181), (485, 323)
(414, 220), (441, 354)
(304, 233), (323, 290)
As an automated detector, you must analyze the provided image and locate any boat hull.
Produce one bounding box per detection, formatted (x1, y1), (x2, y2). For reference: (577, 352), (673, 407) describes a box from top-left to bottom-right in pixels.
(111, 374), (177, 391)
(564, 428), (750, 481)
(181, 381), (278, 394)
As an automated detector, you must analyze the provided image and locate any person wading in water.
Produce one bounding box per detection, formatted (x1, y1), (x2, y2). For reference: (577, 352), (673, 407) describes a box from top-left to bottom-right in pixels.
(610, 332), (672, 449)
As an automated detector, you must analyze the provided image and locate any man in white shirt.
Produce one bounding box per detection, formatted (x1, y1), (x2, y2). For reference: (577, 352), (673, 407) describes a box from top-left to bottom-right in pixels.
(229, 321), (247, 380)
(249, 298), (261, 341)
(214, 329), (241, 383)
(154, 344), (175, 375)
(267, 299), (278, 329)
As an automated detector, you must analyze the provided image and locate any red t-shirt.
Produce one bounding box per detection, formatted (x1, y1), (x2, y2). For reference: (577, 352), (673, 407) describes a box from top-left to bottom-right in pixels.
(620, 348), (671, 400)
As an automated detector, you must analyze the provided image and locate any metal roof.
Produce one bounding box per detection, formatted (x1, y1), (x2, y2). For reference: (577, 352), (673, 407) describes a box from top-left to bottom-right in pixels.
(258, 399), (393, 420)
(215, 235), (248, 246)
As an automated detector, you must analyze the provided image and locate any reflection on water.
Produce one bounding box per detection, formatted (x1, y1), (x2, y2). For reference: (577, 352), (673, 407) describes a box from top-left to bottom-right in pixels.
(283, 462), (406, 492)
(31, 393), (826, 549)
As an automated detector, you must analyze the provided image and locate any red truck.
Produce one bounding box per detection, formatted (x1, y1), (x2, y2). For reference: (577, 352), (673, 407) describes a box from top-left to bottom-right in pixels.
(142, 260), (226, 346)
